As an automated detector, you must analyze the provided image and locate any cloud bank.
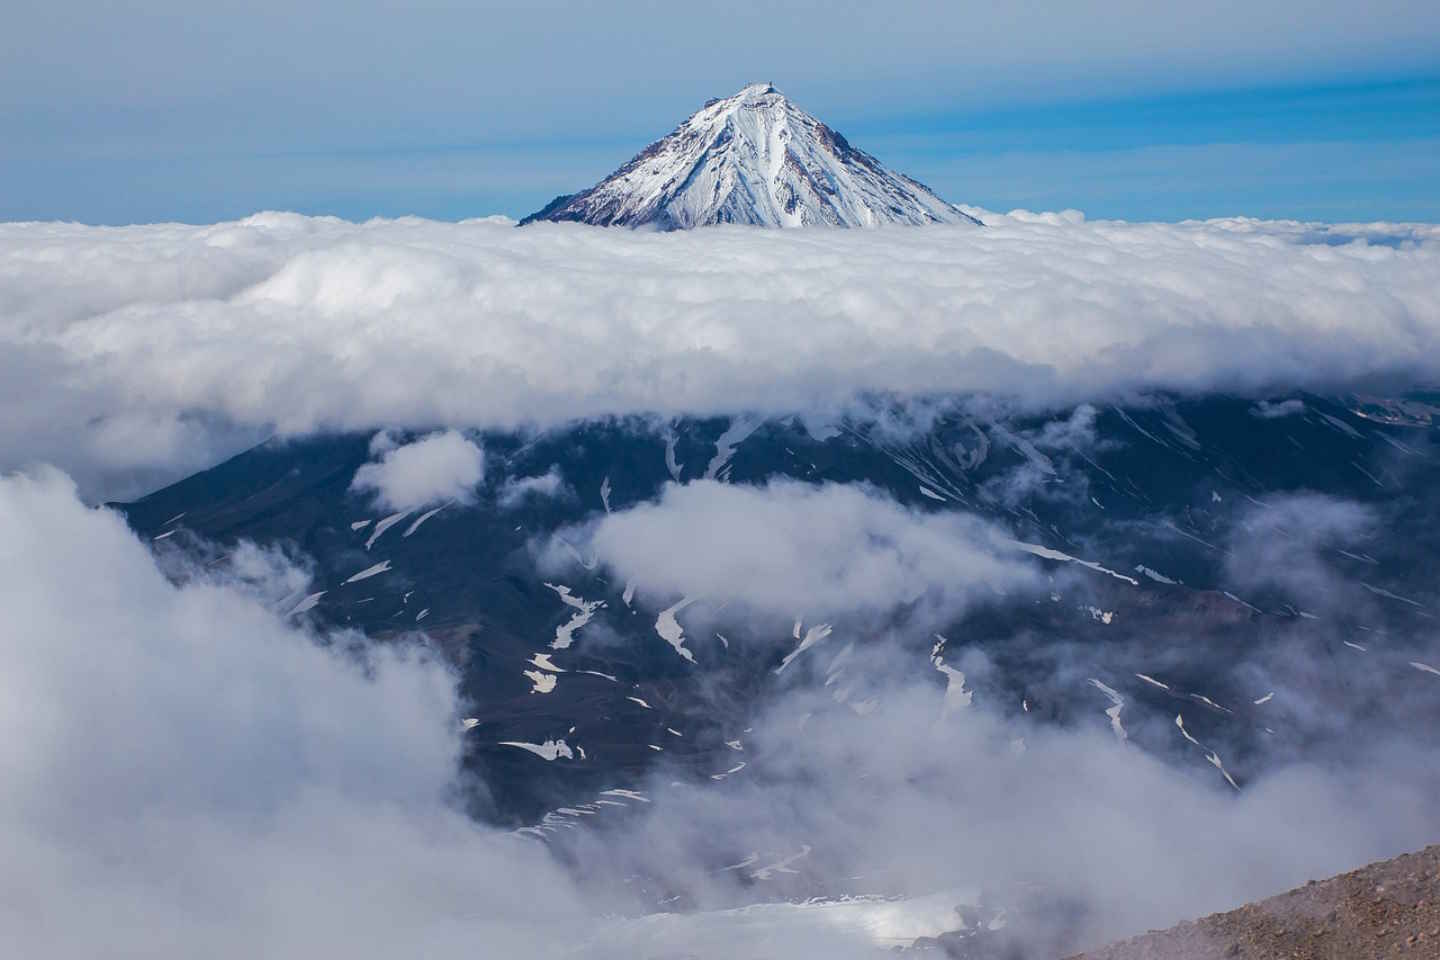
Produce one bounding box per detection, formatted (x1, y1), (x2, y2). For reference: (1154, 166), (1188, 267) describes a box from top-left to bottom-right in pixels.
(0, 467), (596, 958)
(350, 429), (485, 510)
(3, 213), (1439, 499)
(566, 479), (1036, 619)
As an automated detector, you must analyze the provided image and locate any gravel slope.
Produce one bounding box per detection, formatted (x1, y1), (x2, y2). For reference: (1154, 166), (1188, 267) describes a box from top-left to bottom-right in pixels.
(1069, 843), (1440, 960)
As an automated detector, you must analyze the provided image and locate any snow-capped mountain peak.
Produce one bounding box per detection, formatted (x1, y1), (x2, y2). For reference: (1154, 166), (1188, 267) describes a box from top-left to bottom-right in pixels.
(520, 83), (980, 230)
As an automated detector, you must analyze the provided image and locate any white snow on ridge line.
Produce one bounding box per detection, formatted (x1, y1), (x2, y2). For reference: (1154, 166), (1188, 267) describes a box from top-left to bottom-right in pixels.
(10, 215), (1440, 469)
(1189, 693), (1233, 715)
(931, 635), (973, 716)
(1175, 713), (1201, 746)
(365, 511), (409, 550)
(656, 597), (697, 663)
(1362, 582), (1426, 608)
(499, 739), (574, 761)
(544, 582), (604, 650)
(1007, 539), (1139, 585)
(548, 582), (591, 612)
(704, 415), (762, 480)
(285, 590), (325, 616)
(599, 789), (649, 803)
(1135, 564), (1180, 585)
(528, 653), (563, 673)
(343, 560), (391, 584)
(1206, 751), (1241, 791)
(1088, 679), (1128, 742)
(1223, 591), (1263, 614)
(776, 622), (833, 673)
(1337, 548), (1379, 564)
(403, 504), (445, 537)
(1174, 713), (1239, 790)
(748, 844), (813, 881)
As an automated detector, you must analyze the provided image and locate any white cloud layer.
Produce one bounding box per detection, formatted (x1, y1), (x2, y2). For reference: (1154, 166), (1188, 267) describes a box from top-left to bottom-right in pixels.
(350, 429), (484, 510)
(3, 213), (1439, 498)
(0, 467), (593, 958)
(566, 479), (1035, 619)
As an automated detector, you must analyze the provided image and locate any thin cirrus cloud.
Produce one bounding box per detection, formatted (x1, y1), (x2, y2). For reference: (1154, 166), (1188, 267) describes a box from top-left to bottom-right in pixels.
(2, 211), (1438, 500)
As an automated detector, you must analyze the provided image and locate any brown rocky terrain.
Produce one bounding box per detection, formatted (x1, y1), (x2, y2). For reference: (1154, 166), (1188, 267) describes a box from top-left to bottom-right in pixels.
(1069, 843), (1440, 960)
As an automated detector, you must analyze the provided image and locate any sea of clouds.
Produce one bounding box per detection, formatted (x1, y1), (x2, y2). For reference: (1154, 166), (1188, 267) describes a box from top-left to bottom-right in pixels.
(4, 212), (1440, 957)
(3, 211), (1438, 500)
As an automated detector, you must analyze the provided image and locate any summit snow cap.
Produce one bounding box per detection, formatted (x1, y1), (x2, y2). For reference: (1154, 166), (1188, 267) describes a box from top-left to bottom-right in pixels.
(521, 83), (980, 230)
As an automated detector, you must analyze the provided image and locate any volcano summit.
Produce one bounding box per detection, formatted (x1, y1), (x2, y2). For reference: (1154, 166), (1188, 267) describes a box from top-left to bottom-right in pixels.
(520, 83), (980, 230)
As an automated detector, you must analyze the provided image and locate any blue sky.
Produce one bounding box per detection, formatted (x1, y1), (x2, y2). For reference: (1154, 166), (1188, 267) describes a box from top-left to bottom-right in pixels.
(4, 2), (1438, 224)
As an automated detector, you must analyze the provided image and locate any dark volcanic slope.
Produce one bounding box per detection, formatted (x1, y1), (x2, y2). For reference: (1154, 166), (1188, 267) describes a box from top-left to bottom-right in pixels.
(115, 393), (1440, 839)
(1070, 843), (1440, 960)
